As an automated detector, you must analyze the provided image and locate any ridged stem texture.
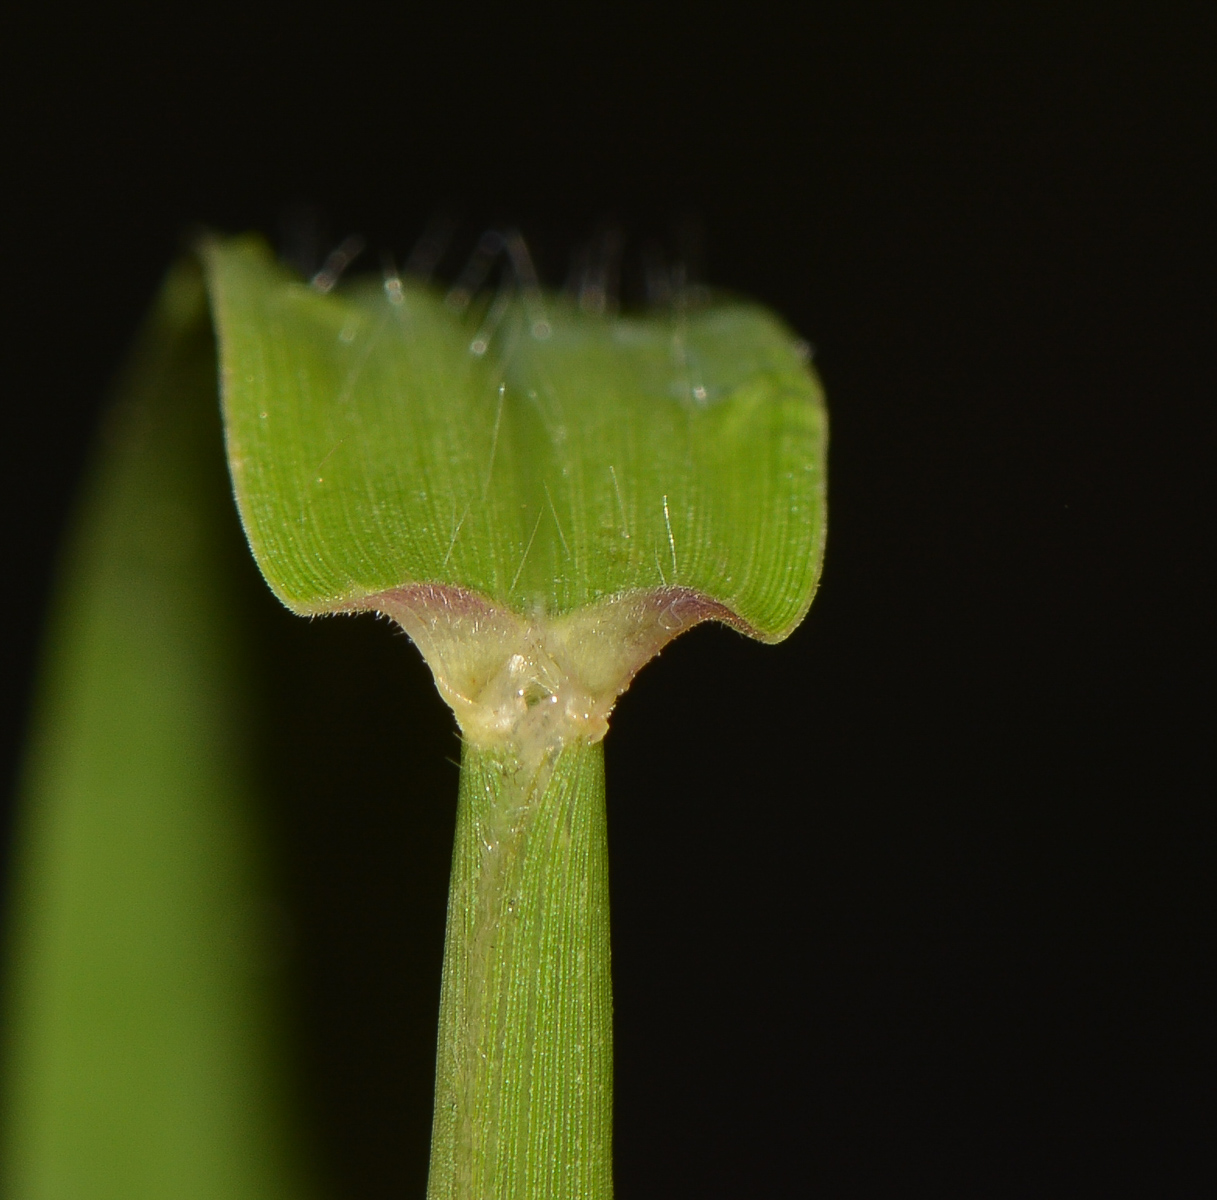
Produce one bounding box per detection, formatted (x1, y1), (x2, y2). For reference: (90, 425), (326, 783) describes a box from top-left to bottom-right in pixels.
(427, 740), (612, 1200)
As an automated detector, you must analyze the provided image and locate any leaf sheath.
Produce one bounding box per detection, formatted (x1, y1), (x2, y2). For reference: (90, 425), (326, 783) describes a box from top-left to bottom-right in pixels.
(428, 740), (612, 1200)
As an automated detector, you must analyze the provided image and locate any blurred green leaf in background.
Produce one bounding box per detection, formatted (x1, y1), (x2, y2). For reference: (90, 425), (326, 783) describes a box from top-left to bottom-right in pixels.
(0, 261), (314, 1199)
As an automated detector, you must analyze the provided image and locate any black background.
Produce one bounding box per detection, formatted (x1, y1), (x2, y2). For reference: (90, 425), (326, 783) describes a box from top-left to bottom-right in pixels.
(1, 4), (1213, 1196)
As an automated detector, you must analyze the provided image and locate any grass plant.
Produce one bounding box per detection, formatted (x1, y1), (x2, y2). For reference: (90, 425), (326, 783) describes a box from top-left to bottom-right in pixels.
(2, 231), (827, 1199)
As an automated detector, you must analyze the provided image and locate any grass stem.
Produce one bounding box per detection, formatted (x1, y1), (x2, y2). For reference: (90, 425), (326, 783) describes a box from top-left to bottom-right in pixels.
(428, 740), (612, 1200)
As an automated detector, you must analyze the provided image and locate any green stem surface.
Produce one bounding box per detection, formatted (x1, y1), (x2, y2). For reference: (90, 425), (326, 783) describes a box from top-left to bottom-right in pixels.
(428, 740), (613, 1200)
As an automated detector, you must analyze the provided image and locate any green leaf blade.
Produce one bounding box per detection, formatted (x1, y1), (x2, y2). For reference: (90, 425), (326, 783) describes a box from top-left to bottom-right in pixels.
(205, 235), (826, 640)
